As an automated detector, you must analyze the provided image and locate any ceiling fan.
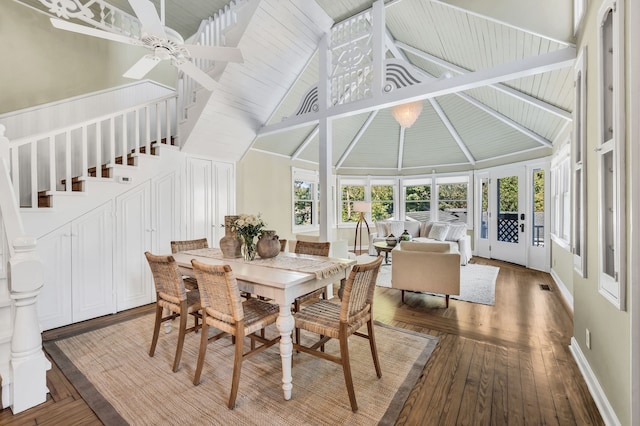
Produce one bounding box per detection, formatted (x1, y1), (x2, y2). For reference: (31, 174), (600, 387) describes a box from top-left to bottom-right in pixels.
(49, 0), (243, 91)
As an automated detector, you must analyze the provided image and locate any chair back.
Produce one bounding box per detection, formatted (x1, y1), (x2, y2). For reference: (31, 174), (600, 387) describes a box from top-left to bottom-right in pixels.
(340, 256), (383, 323)
(170, 238), (209, 253)
(279, 239), (287, 252)
(190, 260), (244, 323)
(294, 241), (330, 257)
(145, 252), (187, 304)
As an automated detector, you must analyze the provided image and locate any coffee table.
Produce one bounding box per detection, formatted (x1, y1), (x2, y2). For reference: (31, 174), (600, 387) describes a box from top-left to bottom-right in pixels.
(373, 241), (395, 264)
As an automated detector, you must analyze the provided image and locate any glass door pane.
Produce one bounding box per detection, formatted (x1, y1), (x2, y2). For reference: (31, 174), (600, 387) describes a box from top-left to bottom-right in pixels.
(532, 169), (545, 247)
(480, 178), (489, 240)
(497, 176), (519, 243)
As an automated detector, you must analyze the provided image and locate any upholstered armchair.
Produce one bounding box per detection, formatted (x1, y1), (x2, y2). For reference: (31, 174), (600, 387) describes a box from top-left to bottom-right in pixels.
(391, 241), (460, 307)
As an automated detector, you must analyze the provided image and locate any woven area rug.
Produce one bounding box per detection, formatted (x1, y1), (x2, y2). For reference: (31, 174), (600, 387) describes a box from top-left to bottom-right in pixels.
(358, 255), (500, 305)
(44, 313), (438, 425)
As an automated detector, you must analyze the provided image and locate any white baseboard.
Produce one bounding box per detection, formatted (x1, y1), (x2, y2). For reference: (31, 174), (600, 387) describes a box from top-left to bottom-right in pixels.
(550, 268), (573, 312)
(569, 338), (621, 426)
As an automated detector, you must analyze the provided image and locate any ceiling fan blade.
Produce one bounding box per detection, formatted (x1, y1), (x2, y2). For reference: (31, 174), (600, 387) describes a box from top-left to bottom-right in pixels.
(128, 0), (166, 39)
(183, 44), (244, 63)
(50, 18), (138, 46)
(123, 55), (162, 79)
(175, 61), (217, 91)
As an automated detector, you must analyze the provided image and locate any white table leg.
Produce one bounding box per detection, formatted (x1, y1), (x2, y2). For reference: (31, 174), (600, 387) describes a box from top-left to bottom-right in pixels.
(276, 303), (294, 400)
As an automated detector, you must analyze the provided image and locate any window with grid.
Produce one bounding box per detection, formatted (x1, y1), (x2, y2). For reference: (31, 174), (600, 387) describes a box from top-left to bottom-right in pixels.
(292, 168), (319, 231)
(550, 145), (570, 247)
(403, 180), (431, 222)
(371, 184), (394, 222)
(437, 176), (469, 224)
(597, 0), (626, 309)
(340, 183), (365, 224)
(573, 47), (587, 277)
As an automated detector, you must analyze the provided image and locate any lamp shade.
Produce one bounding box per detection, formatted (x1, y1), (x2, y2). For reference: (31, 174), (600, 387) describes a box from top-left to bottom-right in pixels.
(391, 101), (423, 128)
(353, 201), (371, 212)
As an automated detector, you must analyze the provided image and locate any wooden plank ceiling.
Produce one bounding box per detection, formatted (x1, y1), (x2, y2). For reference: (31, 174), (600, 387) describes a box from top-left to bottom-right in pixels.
(19, 0), (575, 173)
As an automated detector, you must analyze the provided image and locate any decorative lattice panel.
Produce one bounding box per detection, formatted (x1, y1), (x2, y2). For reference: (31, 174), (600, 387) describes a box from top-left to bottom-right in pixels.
(497, 214), (519, 243)
(330, 10), (373, 106)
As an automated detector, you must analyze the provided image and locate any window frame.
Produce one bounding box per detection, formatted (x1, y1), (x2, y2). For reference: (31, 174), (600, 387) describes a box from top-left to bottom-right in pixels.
(550, 143), (571, 250)
(596, 0), (626, 310)
(435, 174), (471, 226)
(402, 176), (433, 223)
(336, 173), (472, 228)
(573, 47), (588, 277)
(291, 167), (320, 233)
(337, 177), (399, 226)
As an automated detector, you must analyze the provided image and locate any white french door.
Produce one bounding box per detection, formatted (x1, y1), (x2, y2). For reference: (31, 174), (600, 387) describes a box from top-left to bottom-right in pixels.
(476, 168), (527, 265)
(476, 164), (549, 269)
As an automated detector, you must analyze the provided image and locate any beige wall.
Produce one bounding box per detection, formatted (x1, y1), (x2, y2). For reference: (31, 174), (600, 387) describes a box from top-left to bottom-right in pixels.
(236, 150), (297, 244)
(0, 2), (176, 114)
(570, 1), (631, 424)
(550, 240), (573, 295)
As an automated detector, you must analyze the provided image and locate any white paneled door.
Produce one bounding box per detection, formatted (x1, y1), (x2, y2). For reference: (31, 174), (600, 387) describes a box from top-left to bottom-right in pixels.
(185, 157), (235, 246)
(116, 181), (153, 311)
(71, 201), (115, 323)
(116, 173), (180, 311)
(37, 225), (73, 330)
(186, 157), (213, 245)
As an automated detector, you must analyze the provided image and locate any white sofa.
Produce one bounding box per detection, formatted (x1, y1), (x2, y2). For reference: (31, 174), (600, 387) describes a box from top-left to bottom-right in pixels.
(368, 219), (472, 265)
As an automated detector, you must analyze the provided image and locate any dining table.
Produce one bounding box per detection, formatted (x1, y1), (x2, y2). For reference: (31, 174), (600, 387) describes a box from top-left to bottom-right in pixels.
(171, 248), (356, 401)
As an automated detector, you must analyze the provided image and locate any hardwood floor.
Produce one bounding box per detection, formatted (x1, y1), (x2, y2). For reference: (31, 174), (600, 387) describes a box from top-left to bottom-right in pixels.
(0, 257), (603, 425)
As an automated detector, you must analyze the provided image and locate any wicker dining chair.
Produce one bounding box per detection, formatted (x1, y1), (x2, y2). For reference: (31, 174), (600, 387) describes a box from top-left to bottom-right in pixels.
(293, 241), (331, 307)
(170, 238), (208, 290)
(292, 241), (331, 346)
(145, 252), (202, 372)
(293, 255), (383, 412)
(190, 260), (281, 409)
(279, 239), (287, 252)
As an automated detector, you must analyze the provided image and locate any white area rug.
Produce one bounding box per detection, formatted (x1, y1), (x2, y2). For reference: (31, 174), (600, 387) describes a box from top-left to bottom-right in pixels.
(357, 255), (500, 306)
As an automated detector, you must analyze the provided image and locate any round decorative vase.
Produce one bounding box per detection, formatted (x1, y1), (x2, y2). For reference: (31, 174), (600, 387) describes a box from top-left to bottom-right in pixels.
(257, 230), (280, 259)
(400, 230), (412, 241)
(220, 215), (242, 258)
(385, 234), (398, 246)
(241, 237), (257, 261)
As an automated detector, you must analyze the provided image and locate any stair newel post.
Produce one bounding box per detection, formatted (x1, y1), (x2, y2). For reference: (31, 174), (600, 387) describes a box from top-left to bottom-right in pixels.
(8, 236), (51, 414)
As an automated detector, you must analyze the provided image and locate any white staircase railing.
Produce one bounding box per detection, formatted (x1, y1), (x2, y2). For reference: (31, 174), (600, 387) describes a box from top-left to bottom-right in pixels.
(0, 125), (51, 414)
(9, 94), (178, 209)
(178, 2), (241, 121)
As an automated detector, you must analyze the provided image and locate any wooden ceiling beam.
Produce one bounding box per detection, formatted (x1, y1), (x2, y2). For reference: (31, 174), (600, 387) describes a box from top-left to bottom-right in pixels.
(395, 40), (572, 121)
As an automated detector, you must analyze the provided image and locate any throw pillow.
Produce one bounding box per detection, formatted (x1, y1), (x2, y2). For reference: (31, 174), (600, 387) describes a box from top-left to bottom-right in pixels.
(428, 222), (450, 241)
(419, 221), (433, 238)
(375, 221), (388, 237)
(446, 222), (468, 241)
(387, 221), (406, 238)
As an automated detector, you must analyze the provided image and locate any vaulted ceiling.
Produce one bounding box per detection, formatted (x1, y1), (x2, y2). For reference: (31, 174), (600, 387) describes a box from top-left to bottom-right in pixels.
(17, 0), (575, 175)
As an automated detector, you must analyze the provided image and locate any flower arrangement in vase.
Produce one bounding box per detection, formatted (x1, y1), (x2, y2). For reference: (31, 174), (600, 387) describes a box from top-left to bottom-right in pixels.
(232, 213), (266, 261)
